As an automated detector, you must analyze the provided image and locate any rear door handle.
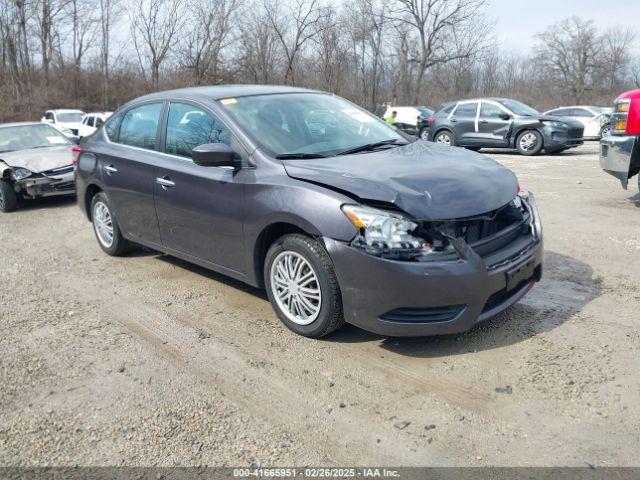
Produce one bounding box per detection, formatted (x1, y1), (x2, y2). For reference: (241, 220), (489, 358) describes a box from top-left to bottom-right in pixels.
(480, 119), (489, 124)
(103, 164), (117, 175)
(156, 176), (175, 189)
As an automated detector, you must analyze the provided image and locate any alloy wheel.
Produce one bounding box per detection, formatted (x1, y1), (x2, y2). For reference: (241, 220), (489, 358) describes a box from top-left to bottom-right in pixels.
(435, 133), (451, 145)
(519, 132), (538, 151)
(270, 251), (322, 325)
(93, 201), (114, 248)
(601, 125), (611, 137)
(420, 129), (429, 140)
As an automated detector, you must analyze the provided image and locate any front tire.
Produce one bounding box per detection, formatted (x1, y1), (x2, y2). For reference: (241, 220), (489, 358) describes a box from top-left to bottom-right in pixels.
(0, 179), (18, 213)
(264, 234), (344, 338)
(516, 130), (543, 156)
(600, 124), (611, 139)
(434, 130), (455, 146)
(91, 192), (132, 256)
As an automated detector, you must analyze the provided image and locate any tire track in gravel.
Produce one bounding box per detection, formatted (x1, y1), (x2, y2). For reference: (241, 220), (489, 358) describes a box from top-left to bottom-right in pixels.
(66, 275), (458, 466)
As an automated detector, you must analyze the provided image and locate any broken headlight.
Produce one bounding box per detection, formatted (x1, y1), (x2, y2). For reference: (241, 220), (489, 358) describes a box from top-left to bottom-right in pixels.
(12, 168), (32, 180)
(342, 205), (431, 260)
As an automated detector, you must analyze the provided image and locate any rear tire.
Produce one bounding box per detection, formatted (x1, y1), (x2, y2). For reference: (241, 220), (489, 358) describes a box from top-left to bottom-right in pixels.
(91, 192), (132, 256)
(264, 234), (344, 338)
(516, 130), (543, 156)
(0, 179), (18, 213)
(419, 127), (430, 140)
(434, 130), (455, 146)
(600, 124), (611, 139)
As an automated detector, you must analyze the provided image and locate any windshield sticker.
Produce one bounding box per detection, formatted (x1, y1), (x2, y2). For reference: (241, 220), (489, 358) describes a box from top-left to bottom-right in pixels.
(342, 108), (374, 123)
(47, 136), (67, 144)
(220, 98), (238, 106)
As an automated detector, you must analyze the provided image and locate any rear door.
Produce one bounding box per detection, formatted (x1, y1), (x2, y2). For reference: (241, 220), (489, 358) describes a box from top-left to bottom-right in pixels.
(153, 101), (246, 273)
(97, 102), (164, 246)
(477, 101), (511, 146)
(449, 102), (479, 145)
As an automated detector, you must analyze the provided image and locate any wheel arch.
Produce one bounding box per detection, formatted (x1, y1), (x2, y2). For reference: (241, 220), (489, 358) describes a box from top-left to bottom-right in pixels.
(511, 127), (544, 149)
(252, 220), (318, 288)
(84, 183), (103, 221)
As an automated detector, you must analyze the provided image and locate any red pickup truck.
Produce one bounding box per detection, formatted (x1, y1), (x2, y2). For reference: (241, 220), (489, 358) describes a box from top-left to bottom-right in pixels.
(600, 88), (640, 191)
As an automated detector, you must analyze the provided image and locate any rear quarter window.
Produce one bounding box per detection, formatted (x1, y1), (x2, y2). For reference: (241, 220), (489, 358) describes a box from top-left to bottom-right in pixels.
(104, 112), (124, 141)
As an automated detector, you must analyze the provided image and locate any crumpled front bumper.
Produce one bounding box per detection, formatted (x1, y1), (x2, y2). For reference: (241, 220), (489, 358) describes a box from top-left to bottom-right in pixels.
(16, 171), (75, 198)
(324, 195), (543, 337)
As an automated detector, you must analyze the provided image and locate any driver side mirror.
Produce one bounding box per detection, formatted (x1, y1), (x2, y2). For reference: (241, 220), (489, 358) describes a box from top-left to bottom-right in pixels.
(499, 113), (511, 121)
(192, 143), (241, 168)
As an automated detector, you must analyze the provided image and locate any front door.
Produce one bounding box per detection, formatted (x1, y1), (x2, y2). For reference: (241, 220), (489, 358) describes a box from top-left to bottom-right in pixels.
(477, 101), (511, 146)
(97, 102), (164, 246)
(154, 102), (246, 273)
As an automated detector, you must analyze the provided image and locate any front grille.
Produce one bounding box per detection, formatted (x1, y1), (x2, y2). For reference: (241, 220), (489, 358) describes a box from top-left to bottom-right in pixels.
(42, 165), (73, 176)
(381, 305), (465, 323)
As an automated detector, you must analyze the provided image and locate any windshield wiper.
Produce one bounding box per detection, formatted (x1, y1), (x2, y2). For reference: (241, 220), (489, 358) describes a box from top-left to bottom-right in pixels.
(274, 152), (328, 159)
(336, 139), (406, 156)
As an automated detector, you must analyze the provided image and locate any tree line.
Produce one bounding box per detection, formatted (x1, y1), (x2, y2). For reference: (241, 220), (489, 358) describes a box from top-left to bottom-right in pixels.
(0, 0), (638, 122)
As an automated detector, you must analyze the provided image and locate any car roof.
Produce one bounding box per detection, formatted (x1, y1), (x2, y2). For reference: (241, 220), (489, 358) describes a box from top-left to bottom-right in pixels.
(130, 85), (323, 104)
(0, 121), (48, 128)
(48, 109), (85, 113)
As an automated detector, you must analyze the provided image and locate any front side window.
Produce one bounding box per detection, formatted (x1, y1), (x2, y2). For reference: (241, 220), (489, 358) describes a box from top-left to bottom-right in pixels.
(118, 103), (163, 150)
(220, 93), (405, 157)
(453, 102), (478, 117)
(480, 103), (505, 119)
(165, 103), (231, 158)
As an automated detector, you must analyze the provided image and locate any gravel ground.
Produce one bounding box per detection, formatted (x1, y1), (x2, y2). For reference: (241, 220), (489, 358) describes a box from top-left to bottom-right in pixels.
(0, 142), (639, 467)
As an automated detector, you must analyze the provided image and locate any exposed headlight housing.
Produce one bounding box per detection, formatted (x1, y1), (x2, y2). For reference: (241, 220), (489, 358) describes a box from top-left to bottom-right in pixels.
(12, 167), (32, 180)
(342, 205), (432, 260)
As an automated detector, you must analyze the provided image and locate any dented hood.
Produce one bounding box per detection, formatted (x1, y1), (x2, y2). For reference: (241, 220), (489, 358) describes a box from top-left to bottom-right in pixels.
(0, 146), (73, 173)
(282, 141), (518, 221)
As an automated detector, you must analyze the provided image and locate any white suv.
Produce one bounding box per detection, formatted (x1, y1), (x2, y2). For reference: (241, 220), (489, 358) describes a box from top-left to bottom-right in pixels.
(78, 112), (112, 138)
(41, 109), (86, 136)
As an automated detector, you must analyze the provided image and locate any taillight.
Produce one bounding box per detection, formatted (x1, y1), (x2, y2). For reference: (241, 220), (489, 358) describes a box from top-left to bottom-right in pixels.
(611, 99), (631, 135)
(428, 116), (435, 124)
(71, 145), (81, 166)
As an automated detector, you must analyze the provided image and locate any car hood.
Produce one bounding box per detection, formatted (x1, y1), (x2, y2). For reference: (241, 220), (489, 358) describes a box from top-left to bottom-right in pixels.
(282, 141), (518, 221)
(535, 115), (584, 128)
(0, 146), (73, 173)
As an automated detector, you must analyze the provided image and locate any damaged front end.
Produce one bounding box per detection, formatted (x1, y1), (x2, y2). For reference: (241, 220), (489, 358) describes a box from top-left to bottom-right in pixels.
(342, 192), (541, 268)
(6, 164), (75, 198)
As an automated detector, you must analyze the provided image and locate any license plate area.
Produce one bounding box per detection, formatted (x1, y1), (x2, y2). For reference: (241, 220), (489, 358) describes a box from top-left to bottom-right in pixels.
(506, 257), (535, 291)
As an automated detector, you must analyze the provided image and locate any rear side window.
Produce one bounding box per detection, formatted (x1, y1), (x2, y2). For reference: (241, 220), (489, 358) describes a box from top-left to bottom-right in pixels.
(453, 103), (478, 117)
(165, 103), (230, 159)
(571, 108), (593, 117)
(105, 112), (124, 141)
(118, 103), (163, 150)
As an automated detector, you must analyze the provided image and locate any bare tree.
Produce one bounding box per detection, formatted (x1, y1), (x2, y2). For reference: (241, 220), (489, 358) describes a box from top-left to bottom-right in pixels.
(179, 0), (239, 85)
(129, 0), (184, 89)
(238, 5), (282, 83)
(389, 0), (492, 104)
(65, 0), (97, 100)
(264, 0), (325, 85)
(33, 0), (67, 97)
(535, 17), (602, 104)
(602, 27), (636, 90)
(98, 0), (121, 109)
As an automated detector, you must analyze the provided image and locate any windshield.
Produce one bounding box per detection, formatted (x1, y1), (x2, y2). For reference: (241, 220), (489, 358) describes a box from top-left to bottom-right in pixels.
(496, 100), (539, 117)
(220, 93), (406, 157)
(57, 112), (85, 123)
(0, 124), (72, 152)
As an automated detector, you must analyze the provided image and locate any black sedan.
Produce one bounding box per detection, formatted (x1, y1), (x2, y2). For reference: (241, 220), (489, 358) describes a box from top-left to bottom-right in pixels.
(428, 98), (584, 155)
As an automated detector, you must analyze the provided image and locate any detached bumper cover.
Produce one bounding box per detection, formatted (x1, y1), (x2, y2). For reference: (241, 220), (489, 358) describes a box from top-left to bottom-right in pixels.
(325, 195), (543, 336)
(17, 170), (75, 197)
(543, 127), (584, 149)
(599, 135), (640, 189)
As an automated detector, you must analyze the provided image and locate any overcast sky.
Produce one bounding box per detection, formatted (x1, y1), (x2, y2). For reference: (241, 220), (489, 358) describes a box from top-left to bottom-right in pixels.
(487, 0), (640, 53)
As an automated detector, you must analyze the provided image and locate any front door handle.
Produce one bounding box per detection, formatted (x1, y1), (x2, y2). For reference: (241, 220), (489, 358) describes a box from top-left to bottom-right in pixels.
(156, 176), (176, 189)
(103, 164), (118, 175)
(451, 118), (458, 123)
(480, 119), (489, 124)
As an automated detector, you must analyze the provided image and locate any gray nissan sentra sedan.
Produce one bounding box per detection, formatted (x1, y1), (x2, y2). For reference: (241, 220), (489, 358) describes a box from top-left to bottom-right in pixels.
(75, 85), (543, 338)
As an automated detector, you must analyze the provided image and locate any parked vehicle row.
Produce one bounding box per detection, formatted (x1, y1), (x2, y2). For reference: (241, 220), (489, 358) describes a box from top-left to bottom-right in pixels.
(41, 109), (112, 140)
(384, 99), (611, 156)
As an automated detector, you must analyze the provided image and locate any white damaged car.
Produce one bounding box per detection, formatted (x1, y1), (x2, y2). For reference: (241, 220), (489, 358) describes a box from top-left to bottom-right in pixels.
(0, 122), (77, 212)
